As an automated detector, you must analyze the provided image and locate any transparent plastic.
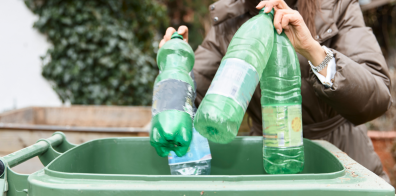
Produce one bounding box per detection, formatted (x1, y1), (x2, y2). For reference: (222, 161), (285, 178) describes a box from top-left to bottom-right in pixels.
(261, 30), (304, 174)
(168, 128), (212, 175)
(194, 9), (275, 144)
(150, 32), (195, 157)
(170, 160), (211, 175)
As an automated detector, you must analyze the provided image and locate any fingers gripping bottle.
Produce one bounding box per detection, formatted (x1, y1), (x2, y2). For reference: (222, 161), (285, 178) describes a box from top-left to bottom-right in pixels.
(194, 9), (275, 144)
(261, 30), (304, 174)
(150, 32), (195, 157)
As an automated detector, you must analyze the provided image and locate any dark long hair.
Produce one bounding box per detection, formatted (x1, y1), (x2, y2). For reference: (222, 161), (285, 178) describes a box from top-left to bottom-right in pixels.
(298, 0), (320, 37)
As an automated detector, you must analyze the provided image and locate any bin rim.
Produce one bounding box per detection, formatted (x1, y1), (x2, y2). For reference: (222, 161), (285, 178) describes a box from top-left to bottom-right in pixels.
(42, 137), (346, 181)
(43, 167), (346, 181)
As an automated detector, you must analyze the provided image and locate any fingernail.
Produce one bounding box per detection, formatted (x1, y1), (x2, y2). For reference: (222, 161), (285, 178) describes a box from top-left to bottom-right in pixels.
(264, 7), (269, 12)
(277, 29), (281, 34)
(183, 39), (187, 42)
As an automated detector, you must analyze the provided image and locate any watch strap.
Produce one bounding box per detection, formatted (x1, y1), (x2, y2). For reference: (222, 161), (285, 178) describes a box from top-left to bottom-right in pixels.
(308, 46), (334, 73)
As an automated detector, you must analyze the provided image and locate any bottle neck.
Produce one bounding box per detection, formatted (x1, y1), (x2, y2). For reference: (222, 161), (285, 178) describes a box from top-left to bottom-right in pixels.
(259, 8), (274, 20)
(171, 32), (183, 40)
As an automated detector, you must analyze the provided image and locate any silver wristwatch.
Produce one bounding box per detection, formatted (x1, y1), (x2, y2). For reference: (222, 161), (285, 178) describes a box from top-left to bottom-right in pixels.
(308, 45), (334, 73)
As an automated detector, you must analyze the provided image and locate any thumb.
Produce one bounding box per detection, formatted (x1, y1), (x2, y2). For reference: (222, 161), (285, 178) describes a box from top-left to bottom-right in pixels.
(178, 25), (189, 43)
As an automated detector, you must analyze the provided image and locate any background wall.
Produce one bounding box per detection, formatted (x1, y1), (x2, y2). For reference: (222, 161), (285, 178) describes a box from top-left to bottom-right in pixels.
(0, 0), (61, 112)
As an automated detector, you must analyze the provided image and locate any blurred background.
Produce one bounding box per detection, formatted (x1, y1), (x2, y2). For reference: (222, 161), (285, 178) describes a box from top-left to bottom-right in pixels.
(0, 0), (395, 188)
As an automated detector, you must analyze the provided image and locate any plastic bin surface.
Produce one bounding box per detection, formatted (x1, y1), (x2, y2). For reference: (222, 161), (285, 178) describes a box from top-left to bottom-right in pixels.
(0, 133), (393, 196)
(22, 136), (394, 196)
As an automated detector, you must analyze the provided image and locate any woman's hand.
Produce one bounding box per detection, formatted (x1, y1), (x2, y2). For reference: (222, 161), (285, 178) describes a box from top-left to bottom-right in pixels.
(256, 0), (327, 76)
(159, 26), (189, 48)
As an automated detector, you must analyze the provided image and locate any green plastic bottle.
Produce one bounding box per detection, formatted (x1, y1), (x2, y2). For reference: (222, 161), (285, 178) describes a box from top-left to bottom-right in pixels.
(150, 32), (195, 157)
(194, 9), (275, 144)
(261, 30), (304, 174)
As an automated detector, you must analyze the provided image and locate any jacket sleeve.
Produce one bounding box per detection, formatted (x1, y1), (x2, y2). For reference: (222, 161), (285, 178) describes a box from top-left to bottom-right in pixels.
(308, 0), (392, 125)
(193, 26), (223, 106)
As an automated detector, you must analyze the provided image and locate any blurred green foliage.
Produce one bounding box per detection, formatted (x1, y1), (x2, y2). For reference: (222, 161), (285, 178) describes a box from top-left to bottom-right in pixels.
(24, 0), (215, 105)
(24, 0), (169, 105)
(163, 0), (215, 50)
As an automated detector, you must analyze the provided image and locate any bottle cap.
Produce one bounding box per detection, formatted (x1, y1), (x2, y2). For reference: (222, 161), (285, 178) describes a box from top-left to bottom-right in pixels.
(171, 32), (184, 40)
(259, 7), (275, 20)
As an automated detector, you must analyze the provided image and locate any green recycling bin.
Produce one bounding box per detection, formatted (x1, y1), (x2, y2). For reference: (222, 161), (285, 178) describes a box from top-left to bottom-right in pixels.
(0, 132), (393, 196)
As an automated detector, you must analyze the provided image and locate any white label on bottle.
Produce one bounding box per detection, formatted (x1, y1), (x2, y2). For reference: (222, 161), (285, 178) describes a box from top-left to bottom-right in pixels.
(206, 58), (259, 111)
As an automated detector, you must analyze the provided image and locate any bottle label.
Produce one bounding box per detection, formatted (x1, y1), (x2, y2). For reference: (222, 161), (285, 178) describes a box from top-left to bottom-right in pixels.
(206, 58), (259, 111)
(152, 79), (194, 118)
(262, 105), (303, 147)
(168, 128), (212, 165)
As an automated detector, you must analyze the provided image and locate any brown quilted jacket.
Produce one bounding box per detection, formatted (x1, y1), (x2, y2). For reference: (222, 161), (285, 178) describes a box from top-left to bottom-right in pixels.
(192, 0), (391, 180)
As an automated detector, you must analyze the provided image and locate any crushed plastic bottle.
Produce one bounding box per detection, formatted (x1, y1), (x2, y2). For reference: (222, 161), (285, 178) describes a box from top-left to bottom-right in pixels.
(169, 128), (212, 175)
(194, 9), (275, 144)
(261, 30), (304, 174)
(150, 32), (195, 157)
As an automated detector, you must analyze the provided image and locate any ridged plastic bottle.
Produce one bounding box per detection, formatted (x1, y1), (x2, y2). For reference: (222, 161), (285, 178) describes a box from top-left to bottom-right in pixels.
(150, 32), (195, 157)
(169, 128), (212, 175)
(194, 9), (275, 144)
(261, 30), (304, 174)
